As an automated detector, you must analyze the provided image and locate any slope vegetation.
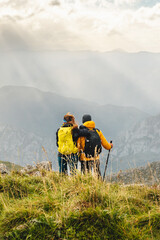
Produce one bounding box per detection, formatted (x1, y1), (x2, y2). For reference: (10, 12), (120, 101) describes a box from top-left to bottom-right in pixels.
(0, 160), (22, 171)
(0, 172), (160, 239)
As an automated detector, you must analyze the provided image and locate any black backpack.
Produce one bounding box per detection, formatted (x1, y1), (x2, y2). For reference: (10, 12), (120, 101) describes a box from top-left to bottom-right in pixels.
(84, 128), (102, 158)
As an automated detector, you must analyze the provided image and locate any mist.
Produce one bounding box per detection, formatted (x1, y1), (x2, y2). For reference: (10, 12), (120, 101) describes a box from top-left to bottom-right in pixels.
(0, 50), (160, 114)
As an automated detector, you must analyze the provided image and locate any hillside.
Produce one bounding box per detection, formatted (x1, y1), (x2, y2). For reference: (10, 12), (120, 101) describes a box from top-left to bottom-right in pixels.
(107, 161), (160, 185)
(0, 160), (22, 171)
(112, 114), (160, 171)
(0, 172), (160, 239)
(0, 122), (56, 167)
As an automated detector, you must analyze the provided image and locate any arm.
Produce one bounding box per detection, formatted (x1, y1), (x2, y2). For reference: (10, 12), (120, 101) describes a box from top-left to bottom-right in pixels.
(56, 129), (59, 147)
(72, 127), (90, 142)
(97, 130), (112, 150)
(78, 127), (90, 137)
(77, 136), (86, 161)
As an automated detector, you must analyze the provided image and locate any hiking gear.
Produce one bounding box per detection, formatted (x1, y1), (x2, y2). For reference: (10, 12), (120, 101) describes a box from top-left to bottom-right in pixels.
(56, 125), (90, 148)
(68, 154), (79, 175)
(58, 126), (78, 154)
(58, 154), (68, 174)
(58, 153), (78, 174)
(103, 141), (112, 181)
(77, 121), (112, 161)
(84, 128), (102, 157)
(82, 114), (92, 123)
(81, 159), (101, 177)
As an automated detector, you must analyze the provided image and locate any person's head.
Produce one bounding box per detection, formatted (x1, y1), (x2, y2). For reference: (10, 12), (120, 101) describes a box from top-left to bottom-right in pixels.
(63, 112), (78, 128)
(82, 114), (92, 123)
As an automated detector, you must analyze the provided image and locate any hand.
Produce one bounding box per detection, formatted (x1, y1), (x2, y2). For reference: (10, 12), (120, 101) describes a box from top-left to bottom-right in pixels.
(110, 143), (113, 149)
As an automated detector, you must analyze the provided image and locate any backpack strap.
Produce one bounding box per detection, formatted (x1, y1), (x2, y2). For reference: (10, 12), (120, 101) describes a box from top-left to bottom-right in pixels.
(95, 128), (100, 133)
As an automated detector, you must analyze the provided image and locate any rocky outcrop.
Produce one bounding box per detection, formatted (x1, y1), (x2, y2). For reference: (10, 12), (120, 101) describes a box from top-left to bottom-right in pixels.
(107, 161), (160, 185)
(36, 161), (52, 171)
(0, 163), (9, 175)
(20, 161), (52, 176)
(0, 161), (52, 176)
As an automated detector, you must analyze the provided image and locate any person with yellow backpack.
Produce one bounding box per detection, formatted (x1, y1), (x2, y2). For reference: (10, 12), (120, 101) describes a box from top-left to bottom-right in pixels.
(56, 112), (90, 175)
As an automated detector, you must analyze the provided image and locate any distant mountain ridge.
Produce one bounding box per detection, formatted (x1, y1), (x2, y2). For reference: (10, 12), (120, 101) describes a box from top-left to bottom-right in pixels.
(0, 86), (149, 138)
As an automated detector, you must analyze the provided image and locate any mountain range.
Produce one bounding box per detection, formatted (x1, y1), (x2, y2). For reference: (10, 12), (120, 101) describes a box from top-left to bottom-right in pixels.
(0, 86), (149, 138)
(111, 114), (160, 172)
(0, 85), (159, 172)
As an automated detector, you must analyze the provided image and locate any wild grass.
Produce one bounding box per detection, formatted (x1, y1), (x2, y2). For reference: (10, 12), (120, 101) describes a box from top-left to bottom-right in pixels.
(0, 171), (160, 240)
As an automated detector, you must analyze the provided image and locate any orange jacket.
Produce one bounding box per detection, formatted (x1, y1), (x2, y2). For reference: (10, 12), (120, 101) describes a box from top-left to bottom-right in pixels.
(77, 121), (112, 161)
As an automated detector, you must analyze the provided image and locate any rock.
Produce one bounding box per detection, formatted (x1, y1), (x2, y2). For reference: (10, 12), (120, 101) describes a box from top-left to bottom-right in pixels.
(0, 163), (9, 175)
(15, 224), (28, 231)
(20, 161), (52, 176)
(106, 161), (160, 185)
(24, 165), (36, 171)
(33, 171), (41, 176)
(20, 165), (37, 175)
(20, 169), (27, 175)
(36, 161), (52, 171)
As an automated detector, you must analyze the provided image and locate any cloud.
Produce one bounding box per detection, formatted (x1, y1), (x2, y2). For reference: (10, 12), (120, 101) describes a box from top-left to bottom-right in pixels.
(50, 0), (61, 6)
(114, 0), (159, 8)
(0, 0), (160, 52)
(114, 0), (138, 6)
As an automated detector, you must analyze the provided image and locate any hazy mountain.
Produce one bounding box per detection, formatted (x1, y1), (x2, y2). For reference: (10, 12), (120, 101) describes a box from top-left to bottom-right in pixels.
(112, 114), (160, 172)
(0, 86), (149, 139)
(0, 122), (57, 168)
(0, 51), (160, 114)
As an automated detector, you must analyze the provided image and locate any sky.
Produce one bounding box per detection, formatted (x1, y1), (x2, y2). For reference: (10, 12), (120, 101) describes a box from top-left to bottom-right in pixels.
(0, 0), (160, 114)
(0, 0), (160, 52)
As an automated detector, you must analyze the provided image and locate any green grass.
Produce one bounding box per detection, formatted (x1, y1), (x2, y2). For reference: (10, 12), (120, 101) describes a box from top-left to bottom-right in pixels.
(0, 172), (160, 239)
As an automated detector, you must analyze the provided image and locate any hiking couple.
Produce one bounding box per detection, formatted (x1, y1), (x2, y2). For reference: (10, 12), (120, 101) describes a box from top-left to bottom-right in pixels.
(56, 112), (113, 176)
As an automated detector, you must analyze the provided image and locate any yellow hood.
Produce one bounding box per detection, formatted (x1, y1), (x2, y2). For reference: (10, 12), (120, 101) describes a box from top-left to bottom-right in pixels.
(83, 121), (95, 129)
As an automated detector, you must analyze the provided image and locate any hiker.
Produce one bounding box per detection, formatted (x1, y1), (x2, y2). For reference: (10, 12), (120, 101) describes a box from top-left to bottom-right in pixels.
(77, 114), (113, 177)
(56, 112), (90, 175)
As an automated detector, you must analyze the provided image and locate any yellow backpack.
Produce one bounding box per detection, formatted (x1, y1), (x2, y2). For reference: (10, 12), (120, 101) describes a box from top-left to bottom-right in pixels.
(58, 126), (78, 155)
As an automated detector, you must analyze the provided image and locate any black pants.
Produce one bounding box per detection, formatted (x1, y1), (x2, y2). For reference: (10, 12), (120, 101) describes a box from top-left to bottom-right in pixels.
(81, 160), (101, 178)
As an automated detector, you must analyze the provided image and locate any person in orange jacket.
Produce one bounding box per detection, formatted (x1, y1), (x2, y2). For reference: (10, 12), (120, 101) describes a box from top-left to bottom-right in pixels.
(77, 114), (113, 177)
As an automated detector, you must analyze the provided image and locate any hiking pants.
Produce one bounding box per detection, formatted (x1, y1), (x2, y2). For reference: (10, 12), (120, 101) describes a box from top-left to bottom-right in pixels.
(58, 153), (79, 175)
(81, 159), (101, 178)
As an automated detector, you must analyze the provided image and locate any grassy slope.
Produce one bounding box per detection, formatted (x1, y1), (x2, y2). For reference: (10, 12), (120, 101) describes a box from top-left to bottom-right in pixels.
(0, 161), (22, 171)
(0, 172), (160, 240)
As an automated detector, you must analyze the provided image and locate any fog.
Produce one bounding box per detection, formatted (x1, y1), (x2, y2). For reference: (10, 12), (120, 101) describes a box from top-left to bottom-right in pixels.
(0, 51), (160, 114)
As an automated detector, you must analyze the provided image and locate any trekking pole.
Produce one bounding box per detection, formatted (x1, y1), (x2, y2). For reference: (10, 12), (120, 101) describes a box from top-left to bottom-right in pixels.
(103, 141), (112, 181)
